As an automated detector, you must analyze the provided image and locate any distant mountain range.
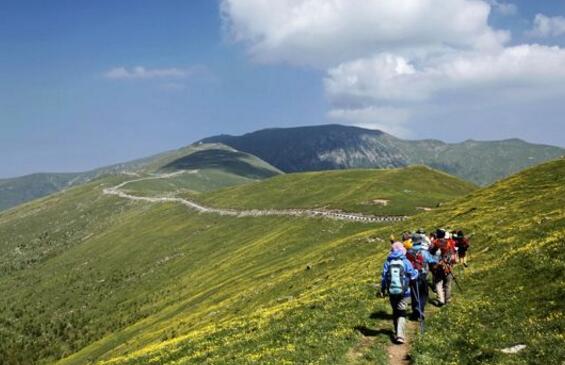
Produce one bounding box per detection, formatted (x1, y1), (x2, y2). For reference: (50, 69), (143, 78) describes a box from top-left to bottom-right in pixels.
(0, 144), (281, 212)
(1, 124), (563, 212)
(201, 124), (564, 186)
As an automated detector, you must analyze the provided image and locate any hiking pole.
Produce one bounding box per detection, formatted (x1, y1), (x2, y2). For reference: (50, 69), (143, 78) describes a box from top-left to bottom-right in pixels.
(449, 272), (463, 292)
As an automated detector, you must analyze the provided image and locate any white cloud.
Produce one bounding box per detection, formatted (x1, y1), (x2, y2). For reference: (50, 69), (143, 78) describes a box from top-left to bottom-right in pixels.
(486, 0), (517, 16)
(104, 66), (202, 80)
(221, 1), (565, 138)
(221, 0), (509, 67)
(326, 45), (565, 104)
(527, 14), (565, 38)
(328, 106), (412, 137)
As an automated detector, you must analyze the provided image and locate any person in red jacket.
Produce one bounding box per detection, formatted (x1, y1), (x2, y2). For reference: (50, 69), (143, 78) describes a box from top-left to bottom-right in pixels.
(453, 230), (470, 267)
(430, 229), (457, 306)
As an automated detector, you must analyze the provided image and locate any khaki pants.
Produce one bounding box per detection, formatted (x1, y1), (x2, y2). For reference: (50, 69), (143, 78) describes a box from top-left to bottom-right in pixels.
(389, 294), (410, 339)
(434, 274), (452, 305)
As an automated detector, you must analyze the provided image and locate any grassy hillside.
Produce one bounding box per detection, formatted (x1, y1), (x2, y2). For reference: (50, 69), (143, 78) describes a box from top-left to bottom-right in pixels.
(120, 145), (282, 196)
(406, 157), (565, 364)
(0, 143), (281, 212)
(197, 166), (476, 216)
(0, 159), (563, 364)
(0, 173), (80, 212)
(397, 137), (565, 186)
(0, 177), (380, 364)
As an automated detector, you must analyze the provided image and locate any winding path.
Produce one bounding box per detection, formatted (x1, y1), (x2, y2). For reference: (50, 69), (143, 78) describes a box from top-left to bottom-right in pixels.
(103, 172), (408, 224)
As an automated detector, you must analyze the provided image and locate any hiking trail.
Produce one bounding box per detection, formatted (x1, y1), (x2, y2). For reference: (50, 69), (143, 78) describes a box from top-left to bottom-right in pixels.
(387, 320), (416, 365)
(103, 172), (409, 224)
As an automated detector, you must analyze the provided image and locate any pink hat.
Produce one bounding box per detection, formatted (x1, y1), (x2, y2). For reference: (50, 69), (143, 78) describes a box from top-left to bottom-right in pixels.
(391, 241), (406, 255)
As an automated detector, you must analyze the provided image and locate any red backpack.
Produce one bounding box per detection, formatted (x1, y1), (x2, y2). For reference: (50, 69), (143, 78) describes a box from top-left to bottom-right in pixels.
(406, 250), (425, 273)
(434, 238), (457, 264)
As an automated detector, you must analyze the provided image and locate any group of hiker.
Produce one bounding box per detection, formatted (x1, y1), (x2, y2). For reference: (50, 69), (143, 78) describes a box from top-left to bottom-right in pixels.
(379, 228), (470, 344)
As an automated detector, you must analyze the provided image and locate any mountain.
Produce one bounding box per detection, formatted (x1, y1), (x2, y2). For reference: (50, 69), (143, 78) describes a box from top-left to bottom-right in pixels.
(0, 173), (81, 212)
(0, 164), (471, 364)
(4, 124), (562, 212)
(0, 143), (281, 212)
(201, 124), (565, 186)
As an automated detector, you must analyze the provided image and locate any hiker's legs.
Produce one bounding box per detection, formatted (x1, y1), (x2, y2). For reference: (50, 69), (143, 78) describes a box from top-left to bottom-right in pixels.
(459, 250), (468, 265)
(434, 277), (445, 305)
(419, 276), (429, 315)
(411, 276), (427, 319)
(389, 295), (409, 340)
(410, 281), (420, 317)
(444, 275), (453, 303)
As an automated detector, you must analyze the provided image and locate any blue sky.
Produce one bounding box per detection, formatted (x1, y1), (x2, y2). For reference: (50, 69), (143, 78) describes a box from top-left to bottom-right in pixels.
(1, 0), (564, 178)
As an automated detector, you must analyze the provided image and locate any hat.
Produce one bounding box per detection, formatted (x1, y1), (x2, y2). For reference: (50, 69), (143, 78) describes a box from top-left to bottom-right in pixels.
(436, 228), (446, 239)
(391, 241), (406, 255)
(421, 236), (431, 250)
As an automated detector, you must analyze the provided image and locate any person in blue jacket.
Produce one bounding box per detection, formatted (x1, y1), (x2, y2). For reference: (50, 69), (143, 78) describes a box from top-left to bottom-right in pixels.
(406, 232), (438, 321)
(380, 241), (418, 344)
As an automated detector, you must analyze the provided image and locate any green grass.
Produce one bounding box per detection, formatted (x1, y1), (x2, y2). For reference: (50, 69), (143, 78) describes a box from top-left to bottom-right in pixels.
(121, 170), (257, 196)
(0, 143), (282, 212)
(196, 165), (476, 216)
(0, 173), (80, 212)
(0, 159), (563, 364)
(405, 157), (565, 364)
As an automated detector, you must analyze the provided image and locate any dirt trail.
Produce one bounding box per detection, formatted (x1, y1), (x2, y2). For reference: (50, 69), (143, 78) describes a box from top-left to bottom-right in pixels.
(103, 172), (409, 224)
(387, 320), (417, 365)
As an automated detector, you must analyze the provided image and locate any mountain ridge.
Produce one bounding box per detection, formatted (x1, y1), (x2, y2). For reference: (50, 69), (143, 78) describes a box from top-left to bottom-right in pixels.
(0, 143), (281, 212)
(201, 124), (564, 186)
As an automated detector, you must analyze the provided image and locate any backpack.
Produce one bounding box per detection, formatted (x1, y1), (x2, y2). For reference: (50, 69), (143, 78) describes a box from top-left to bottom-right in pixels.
(387, 259), (406, 295)
(456, 237), (470, 250)
(433, 259), (453, 278)
(435, 239), (457, 264)
(406, 250), (426, 274)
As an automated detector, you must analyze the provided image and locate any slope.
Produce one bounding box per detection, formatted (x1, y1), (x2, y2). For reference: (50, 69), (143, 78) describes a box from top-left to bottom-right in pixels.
(94, 157), (564, 365)
(196, 165), (476, 216)
(201, 124), (564, 186)
(0, 158), (563, 364)
(397, 137), (565, 186)
(0, 143), (282, 212)
(0, 165), (470, 364)
(407, 157), (565, 364)
(0, 173), (81, 212)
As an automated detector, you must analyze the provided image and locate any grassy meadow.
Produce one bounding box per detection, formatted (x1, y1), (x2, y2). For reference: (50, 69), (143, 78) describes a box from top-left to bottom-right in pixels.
(0, 159), (563, 364)
(195, 166), (477, 216)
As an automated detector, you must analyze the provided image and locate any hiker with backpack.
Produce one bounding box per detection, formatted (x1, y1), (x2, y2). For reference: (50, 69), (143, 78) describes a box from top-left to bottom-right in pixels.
(453, 230), (470, 267)
(380, 241), (418, 344)
(430, 229), (457, 306)
(406, 232), (437, 322)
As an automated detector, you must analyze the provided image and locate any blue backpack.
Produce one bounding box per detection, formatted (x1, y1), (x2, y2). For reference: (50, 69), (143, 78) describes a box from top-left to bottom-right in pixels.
(387, 259), (406, 295)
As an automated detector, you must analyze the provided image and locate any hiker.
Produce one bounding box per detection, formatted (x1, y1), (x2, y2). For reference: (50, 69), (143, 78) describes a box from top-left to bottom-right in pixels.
(416, 228), (431, 251)
(406, 232), (437, 320)
(453, 230), (470, 267)
(380, 242), (418, 344)
(430, 229), (457, 306)
(401, 231), (413, 250)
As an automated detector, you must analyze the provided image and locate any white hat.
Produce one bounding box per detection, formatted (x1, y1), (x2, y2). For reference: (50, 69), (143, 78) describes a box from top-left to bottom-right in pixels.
(421, 235), (431, 250)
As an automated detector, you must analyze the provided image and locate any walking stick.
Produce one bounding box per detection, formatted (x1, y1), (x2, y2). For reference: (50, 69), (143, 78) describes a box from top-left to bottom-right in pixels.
(449, 272), (463, 292)
(414, 278), (425, 334)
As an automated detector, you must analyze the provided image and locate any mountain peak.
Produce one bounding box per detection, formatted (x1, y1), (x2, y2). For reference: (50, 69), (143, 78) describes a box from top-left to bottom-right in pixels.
(200, 124), (564, 186)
